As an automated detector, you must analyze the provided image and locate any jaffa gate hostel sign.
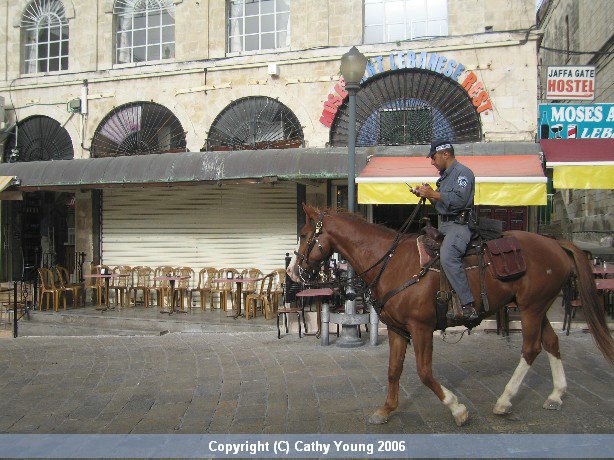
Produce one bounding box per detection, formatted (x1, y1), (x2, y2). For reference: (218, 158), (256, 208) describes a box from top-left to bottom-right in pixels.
(546, 66), (595, 100)
(320, 50), (493, 127)
(538, 103), (614, 139)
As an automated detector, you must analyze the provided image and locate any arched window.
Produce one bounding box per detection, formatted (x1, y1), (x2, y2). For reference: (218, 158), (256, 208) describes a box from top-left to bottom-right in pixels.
(330, 68), (482, 147)
(206, 97), (303, 151)
(3, 116), (74, 162)
(91, 102), (186, 157)
(21, 0), (69, 73)
(114, 0), (175, 64)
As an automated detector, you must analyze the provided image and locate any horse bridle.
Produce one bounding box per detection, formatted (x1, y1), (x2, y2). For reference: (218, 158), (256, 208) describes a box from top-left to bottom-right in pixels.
(294, 211), (330, 281)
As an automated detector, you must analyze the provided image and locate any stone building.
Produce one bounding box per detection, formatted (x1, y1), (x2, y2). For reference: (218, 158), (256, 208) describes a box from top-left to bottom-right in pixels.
(0, 0), (542, 282)
(537, 0), (614, 252)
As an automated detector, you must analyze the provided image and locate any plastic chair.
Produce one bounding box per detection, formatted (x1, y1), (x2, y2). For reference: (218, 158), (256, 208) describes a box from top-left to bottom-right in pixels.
(38, 268), (66, 311)
(55, 265), (83, 308)
(240, 268), (263, 305)
(191, 267), (217, 311)
(110, 265), (132, 308)
(174, 267), (194, 312)
(130, 267), (154, 307)
(217, 268), (239, 311)
(153, 266), (175, 310)
(270, 269), (286, 314)
(245, 273), (274, 320)
(88, 264), (110, 306)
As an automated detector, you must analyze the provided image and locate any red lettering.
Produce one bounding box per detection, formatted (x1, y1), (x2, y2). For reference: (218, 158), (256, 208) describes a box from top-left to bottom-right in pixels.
(566, 80), (573, 92)
(557, 80), (565, 92)
(472, 91), (489, 108)
(469, 82), (484, 98)
(461, 71), (477, 91)
(319, 110), (336, 127)
(477, 100), (493, 114)
(548, 80), (557, 92)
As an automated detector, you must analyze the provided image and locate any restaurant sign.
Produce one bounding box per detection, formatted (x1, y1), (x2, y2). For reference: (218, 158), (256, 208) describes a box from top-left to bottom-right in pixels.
(538, 103), (614, 139)
(320, 50), (493, 127)
(546, 66), (595, 100)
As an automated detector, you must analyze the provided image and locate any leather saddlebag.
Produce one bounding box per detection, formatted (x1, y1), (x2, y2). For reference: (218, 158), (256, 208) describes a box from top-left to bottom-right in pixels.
(485, 236), (526, 280)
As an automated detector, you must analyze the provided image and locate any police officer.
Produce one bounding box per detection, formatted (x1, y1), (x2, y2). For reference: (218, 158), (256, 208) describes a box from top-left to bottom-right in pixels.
(411, 140), (478, 320)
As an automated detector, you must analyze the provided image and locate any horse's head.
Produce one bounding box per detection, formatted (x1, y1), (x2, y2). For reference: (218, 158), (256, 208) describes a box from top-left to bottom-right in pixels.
(287, 204), (334, 283)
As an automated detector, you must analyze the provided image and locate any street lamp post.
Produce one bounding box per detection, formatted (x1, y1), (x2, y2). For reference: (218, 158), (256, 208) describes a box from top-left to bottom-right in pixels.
(335, 46), (369, 348)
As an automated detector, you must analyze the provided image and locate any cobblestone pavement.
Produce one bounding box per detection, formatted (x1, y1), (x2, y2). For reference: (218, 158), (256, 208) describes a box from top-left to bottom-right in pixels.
(0, 331), (612, 434)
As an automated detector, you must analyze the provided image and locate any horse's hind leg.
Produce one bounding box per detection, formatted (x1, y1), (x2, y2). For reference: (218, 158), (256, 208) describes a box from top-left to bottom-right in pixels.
(541, 317), (567, 410)
(494, 299), (554, 415)
(369, 329), (408, 424)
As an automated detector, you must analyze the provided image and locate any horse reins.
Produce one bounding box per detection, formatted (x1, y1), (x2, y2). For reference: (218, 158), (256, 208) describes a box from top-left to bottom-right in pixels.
(296, 199), (429, 304)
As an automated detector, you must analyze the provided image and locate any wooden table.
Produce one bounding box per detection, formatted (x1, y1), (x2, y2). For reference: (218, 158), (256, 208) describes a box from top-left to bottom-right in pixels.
(212, 278), (261, 318)
(154, 276), (190, 314)
(296, 287), (335, 338)
(83, 274), (118, 311)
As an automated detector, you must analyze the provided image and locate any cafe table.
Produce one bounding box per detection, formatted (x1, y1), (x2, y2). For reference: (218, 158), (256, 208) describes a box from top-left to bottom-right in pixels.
(296, 287), (335, 338)
(154, 276), (191, 314)
(592, 266), (614, 277)
(82, 273), (128, 312)
(211, 277), (261, 318)
(595, 278), (614, 316)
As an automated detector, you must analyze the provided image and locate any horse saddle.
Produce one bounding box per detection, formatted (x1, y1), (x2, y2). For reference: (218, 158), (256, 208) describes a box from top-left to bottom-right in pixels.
(417, 218), (527, 281)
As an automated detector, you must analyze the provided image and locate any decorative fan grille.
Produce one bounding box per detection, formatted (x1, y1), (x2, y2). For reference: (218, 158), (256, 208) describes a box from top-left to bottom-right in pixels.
(206, 96), (304, 151)
(330, 68), (482, 147)
(3, 115), (73, 162)
(91, 102), (186, 157)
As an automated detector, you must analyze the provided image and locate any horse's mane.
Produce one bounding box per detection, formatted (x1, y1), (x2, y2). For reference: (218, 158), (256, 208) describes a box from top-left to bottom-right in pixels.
(322, 207), (415, 239)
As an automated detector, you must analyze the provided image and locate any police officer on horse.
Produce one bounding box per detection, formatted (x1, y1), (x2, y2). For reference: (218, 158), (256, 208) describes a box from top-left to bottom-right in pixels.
(411, 140), (478, 321)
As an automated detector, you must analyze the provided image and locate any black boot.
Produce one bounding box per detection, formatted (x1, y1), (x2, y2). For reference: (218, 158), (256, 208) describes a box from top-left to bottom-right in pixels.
(461, 302), (478, 320)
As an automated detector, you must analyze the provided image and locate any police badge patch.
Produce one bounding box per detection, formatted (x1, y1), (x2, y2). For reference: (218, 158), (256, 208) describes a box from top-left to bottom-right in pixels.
(458, 176), (468, 187)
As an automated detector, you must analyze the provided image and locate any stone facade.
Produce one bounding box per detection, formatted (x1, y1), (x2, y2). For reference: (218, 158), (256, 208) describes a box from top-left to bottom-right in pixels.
(0, 0), (540, 271)
(538, 0), (613, 246)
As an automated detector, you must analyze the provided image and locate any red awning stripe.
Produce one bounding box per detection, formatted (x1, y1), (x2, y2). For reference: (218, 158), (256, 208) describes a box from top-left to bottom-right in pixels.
(356, 155), (545, 182)
(540, 139), (614, 163)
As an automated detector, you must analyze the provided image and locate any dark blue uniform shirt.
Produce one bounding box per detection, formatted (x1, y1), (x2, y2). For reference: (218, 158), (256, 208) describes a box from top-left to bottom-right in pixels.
(435, 160), (475, 217)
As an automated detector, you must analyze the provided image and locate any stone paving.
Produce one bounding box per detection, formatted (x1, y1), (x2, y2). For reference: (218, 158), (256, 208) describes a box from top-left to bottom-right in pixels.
(0, 329), (612, 435)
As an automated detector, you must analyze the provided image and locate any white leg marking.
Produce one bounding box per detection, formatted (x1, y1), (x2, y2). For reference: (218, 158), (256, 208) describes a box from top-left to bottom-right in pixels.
(543, 352), (567, 410)
(494, 357), (531, 415)
(442, 386), (468, 426)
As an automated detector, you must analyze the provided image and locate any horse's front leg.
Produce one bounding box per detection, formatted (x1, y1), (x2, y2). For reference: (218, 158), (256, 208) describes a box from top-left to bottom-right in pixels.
(412, 325), (469, 427)
(369, 329), (408, 424)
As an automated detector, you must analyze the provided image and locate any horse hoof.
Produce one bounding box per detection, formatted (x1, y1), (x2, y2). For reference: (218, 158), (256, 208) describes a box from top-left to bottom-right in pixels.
(543, 399), (562, 411)
(493, 402), (512, 415)
(368, 412), (389, 425)
(453, 405), (469, 426)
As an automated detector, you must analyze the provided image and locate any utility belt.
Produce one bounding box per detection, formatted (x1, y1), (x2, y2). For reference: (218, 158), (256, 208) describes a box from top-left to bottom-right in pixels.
(441, 209), (472, 225)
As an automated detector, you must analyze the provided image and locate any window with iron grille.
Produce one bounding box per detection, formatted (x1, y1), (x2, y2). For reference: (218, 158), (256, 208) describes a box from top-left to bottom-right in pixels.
(114, 0), (175, 64)
(364, 0), (448, 44)
(3, 115), (74, 162)
(21, 0), (69, 74)
(228, 0), (290, 53)
(378, 107), (431, 145)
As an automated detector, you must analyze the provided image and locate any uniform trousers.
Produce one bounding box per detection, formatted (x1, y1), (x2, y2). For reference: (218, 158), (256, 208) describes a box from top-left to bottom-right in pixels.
(439, 221), (474, 306)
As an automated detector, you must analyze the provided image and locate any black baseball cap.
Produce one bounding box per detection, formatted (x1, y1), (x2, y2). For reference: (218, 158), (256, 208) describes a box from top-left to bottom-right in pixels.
(427, 140), (453, 158)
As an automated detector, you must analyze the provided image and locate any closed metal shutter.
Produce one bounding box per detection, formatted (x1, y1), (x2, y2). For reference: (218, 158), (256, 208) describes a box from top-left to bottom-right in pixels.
(101, 183), (297, 274)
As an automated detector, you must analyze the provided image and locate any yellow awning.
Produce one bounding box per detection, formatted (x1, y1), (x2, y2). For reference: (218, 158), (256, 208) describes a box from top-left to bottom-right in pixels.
(0, 176), (15, 192)
(541, 139), (614, 189)
(551, 164), (614, 189)
(356, 155), (547, 206)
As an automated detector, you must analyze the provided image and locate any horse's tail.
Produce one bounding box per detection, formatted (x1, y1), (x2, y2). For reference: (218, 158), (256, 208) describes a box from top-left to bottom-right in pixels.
(558, 240), (614, 364)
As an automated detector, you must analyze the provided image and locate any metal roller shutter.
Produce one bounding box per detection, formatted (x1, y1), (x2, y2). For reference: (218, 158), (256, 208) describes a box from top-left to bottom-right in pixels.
(101, 182), (297, 274)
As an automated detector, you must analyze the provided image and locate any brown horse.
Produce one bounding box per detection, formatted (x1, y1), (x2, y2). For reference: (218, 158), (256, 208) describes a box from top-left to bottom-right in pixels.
(287, 204), (614, 426)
